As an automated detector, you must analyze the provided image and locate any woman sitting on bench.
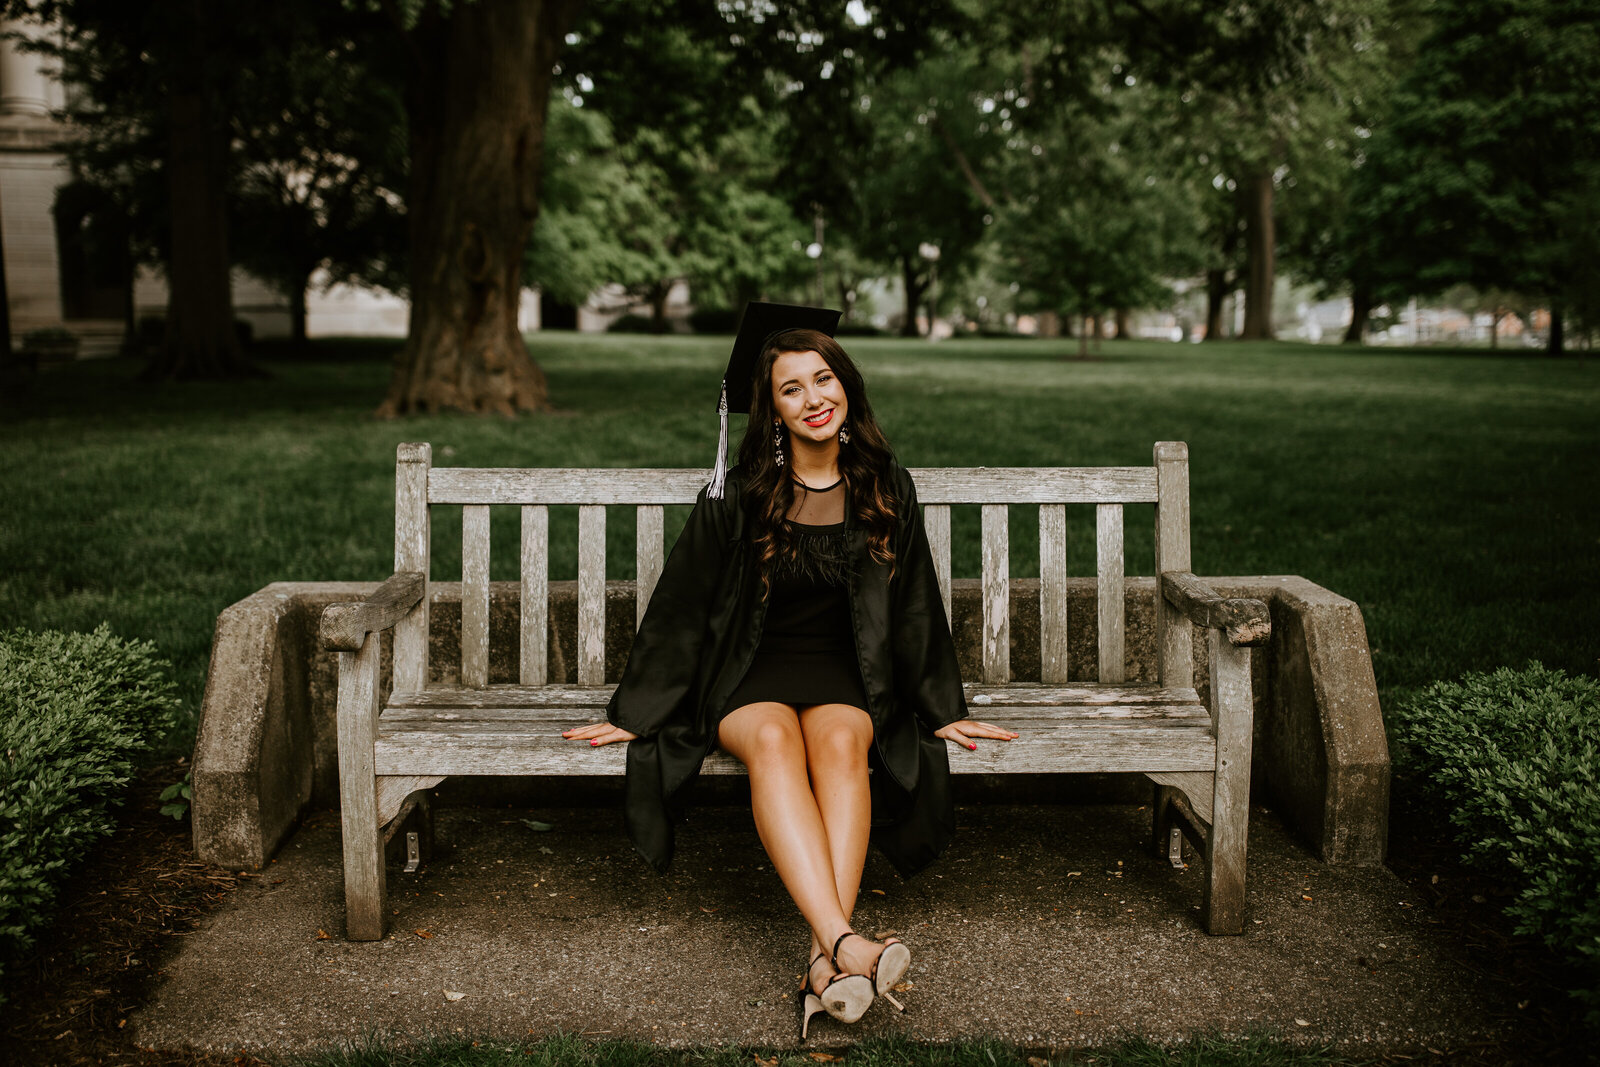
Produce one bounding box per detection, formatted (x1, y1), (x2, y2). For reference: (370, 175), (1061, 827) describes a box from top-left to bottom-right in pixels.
(564, 302), (1016, 1037)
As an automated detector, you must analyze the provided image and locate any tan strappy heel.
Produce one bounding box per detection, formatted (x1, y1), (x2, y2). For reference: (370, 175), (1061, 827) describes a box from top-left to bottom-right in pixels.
(805, 946), (874, 1029)
(833, 930), (911, 1012)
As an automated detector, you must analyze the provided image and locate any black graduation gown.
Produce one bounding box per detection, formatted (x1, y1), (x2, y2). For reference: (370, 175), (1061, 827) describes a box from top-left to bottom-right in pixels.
(604, 462), (969, 878)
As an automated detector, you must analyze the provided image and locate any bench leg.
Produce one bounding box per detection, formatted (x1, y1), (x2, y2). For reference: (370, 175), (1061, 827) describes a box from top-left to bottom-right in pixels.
(336, 632), (387, 941)
(1202, 634), (1253, 935)
(1150, 783), (1179, 861)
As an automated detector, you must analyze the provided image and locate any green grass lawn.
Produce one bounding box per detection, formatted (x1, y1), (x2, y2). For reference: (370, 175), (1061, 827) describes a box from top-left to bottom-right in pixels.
(1, 333), (1596, 746)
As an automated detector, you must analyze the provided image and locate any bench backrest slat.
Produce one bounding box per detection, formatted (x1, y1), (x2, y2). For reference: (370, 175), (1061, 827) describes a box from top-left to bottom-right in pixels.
(1153, 443), (1194, 689)
(635, 505), (665, 630)
(393, 443), (432, 693)
(924, 504), (953, 622)
(1096, 503), (1126, 683)
(1039, 504), (1068, 683)
(397, 446), (1190, 689)
(577, 505), (607, 685)
(981, 504), (1010, 684)
(462, 505), (492, 688)
(909, 467), (1157, 504)
(520, 505), (549, 685)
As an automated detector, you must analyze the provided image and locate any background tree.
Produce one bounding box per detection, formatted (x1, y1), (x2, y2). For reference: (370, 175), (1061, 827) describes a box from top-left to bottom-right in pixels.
(11, 0), (267, 379)
(231, 12), (407, 350)
(1114, 0), (1381, 340)
(1349, 0), (1600, 355)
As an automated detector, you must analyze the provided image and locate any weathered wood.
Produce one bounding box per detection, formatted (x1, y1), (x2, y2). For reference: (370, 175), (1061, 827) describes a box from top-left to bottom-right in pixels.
(1146, 770), (1215, 825)
(907, 467), (1158, 504)
(520, 505), (549, 685)
(1202, 631), (1253, 934)
(380, 703), (1210, 726)
(1160, 571), (1271, 646)
(981, 505), (1010, 684)
(428, 466), (1158, 506)
(338, 444), (1262, 938)
(636, 505), (664, 630)
(1039, 504), (1068, 684)
(386, 682), (1203, 709)
(375, 774), (446, 828)
(925, 504), (952, 624)
(373, 722), (1215, 776)
(461, 505), (491, 689)
(319, 571), (425, 651)
(336, 633), (385, 940)
(1153, 442), (1193, 688)
(392, 443), (431, 693)
(431, 468), (708, 505)
(1096, 503), (1125, 683)
(577, 505), (605, 685)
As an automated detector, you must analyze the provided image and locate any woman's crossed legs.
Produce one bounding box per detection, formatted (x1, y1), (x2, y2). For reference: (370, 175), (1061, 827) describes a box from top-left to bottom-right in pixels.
(717, 700), (889, 992)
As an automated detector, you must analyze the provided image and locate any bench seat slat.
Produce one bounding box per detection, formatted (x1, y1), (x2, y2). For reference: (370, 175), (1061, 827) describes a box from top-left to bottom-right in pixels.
(373, 729), (1215, 777)
(385, 683), (1202, 709)
(378, 704), (1210, 725)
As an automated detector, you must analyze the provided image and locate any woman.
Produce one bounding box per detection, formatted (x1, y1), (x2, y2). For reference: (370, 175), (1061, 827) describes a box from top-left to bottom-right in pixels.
(563, 311), (1017, 1037)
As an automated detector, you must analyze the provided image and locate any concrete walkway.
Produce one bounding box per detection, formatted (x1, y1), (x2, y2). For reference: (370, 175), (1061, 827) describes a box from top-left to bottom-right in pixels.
(132, 803), (1526, 1056)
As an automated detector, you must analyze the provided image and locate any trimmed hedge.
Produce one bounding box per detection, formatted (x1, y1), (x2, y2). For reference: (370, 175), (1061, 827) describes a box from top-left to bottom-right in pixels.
(1388, 663), (1600, 1020)
(0, 625), (181, 990)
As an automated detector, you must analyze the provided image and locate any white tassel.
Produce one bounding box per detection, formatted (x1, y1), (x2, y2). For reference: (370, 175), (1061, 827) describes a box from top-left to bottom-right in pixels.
(708, 379), (729, 499)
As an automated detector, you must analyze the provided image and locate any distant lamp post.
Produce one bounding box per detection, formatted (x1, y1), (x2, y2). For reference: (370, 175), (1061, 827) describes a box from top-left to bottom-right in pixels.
(918, 242), (941, 339)
(806, 241), (823, 307)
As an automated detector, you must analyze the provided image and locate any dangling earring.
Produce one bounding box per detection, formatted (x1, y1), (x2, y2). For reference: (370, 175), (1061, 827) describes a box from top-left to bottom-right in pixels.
(773, 420), (786, 467)
(837, 420), (851, 445)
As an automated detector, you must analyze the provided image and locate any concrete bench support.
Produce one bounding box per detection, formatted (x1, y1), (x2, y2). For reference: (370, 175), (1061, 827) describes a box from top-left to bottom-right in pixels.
(193, 575), (1387, 870)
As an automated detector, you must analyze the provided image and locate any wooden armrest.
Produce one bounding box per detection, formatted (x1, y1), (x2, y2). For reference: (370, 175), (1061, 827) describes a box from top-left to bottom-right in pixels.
(1159, 572), (1271, 647)
(320, 571), (426, 651)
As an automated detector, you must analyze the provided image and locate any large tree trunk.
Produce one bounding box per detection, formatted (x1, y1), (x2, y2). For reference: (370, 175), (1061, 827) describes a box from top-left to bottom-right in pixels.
(1343, 285), (1371, 344)
(289, 281), (309, 351)
(1547, 308), (1564, 356)
(1238, 171), (1275, 340)
(380, 0), (580, 417)
(1204, 269), (1229, 341)
(1114, 307), (1129, 338)
(900, 255), (925, 338)
(649, 283), (671, 333)
(148, 5), (249, 382)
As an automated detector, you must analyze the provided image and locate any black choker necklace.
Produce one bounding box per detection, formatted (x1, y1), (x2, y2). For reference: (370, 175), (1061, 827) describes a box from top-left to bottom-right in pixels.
(792, 476), (843, 492)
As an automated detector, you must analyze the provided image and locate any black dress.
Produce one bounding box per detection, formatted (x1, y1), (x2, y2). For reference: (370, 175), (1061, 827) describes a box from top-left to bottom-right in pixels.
(719, 478), (870, 716)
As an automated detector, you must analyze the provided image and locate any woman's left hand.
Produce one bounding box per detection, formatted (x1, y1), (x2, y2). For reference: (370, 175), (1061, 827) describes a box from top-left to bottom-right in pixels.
(935, 720), (1019, 751)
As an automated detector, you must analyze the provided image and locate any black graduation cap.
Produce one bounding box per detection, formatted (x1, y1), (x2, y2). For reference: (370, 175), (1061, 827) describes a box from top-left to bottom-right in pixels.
(709, 301), (842, 498)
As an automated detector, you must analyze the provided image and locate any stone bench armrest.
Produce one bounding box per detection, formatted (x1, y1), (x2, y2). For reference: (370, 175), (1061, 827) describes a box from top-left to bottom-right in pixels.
(1159, 571), (1271, 647)
(319, 571), (426, 652)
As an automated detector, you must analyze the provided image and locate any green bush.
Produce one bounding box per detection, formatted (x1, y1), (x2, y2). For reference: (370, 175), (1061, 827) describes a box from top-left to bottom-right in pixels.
(0, 625), (182, 989)
(1389, 663), (1600, 1019)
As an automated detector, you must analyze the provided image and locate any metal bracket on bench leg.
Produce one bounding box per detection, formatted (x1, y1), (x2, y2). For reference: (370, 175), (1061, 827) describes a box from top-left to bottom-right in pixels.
(404, 831), (421, 873)
(1167, 826), (1185, 869)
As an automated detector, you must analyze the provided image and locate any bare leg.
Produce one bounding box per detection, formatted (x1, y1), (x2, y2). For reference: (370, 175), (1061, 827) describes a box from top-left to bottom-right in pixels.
(718, 702), (854, 960)
(797, 703), (880, 981)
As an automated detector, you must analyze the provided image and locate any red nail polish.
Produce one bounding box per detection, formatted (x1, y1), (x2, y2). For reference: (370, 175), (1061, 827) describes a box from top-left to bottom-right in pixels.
(968, 743), (977, 750)
(590, 739), (599, 746)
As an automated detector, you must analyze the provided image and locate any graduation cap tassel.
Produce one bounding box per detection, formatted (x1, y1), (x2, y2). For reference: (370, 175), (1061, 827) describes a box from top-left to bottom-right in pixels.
(708, 379), (729, 499)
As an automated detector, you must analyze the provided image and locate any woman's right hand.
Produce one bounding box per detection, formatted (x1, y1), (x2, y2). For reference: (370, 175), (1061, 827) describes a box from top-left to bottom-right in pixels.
(562, 721), (638, 747)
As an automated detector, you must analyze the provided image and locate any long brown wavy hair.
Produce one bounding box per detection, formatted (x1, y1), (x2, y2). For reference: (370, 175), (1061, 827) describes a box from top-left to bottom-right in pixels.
(736, 328), (899, 583)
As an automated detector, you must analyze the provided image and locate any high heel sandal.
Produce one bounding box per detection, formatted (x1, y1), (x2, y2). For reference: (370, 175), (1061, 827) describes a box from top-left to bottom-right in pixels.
(798, 951), (874, 1039)
(832, 930), (912, 1013)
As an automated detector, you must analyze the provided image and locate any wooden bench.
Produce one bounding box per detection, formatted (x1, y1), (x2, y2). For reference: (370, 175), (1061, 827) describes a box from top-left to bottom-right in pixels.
(320, 441), (1270, 941)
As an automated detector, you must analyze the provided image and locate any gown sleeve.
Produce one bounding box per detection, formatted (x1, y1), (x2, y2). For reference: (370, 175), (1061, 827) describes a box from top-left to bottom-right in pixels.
(888, 467), (970, 732)
(605, 480), (739, 739)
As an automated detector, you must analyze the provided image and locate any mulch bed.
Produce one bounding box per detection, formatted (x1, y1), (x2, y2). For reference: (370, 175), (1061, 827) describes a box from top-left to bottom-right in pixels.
(1, 760), (1588, 1065)
(0, 758), (265, 1067)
